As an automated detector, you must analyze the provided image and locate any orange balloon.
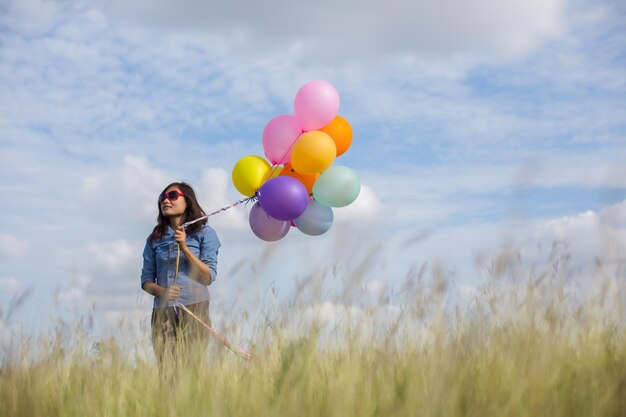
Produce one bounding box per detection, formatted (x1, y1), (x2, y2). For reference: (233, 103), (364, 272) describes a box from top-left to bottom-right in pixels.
(320, 115), (353, 156)
(291, 131), (336, 175)
(280, 163), (319, 195)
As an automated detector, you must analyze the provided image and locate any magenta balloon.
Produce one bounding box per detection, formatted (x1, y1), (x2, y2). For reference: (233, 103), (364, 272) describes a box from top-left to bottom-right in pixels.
(293, 80), (340, 131)
(249, 203), (290, 241)
(262, 115), (303, 165)
(257, 176), (309, 221)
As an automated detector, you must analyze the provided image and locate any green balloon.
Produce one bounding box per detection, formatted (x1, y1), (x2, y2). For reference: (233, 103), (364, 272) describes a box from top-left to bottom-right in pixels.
(312, 166), (360, 207)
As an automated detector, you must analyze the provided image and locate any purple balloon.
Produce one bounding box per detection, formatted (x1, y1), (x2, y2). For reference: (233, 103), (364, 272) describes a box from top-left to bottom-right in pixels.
(257, 176), (309, 221)
(249, 203), (290, 242)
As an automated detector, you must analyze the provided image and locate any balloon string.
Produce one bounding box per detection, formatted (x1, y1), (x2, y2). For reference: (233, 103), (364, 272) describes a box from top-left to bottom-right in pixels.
(182, 196), (256, 229)
(173, 301), (253, 359)
(163, 127), (304, 361)
(184, 128), (305, 230)
(260, 130), (305, 185)
(173, 201), (254, 360)
(170, 250), (253, 359)
(173, 244), (180, 285)
(175, 214), (253, 359)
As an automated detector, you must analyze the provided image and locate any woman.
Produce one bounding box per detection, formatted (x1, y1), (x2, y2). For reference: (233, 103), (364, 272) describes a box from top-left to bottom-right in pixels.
(140, 182), (221, 368)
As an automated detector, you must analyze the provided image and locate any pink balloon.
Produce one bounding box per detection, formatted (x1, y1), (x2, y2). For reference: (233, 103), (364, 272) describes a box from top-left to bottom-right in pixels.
(262, 115), (303, 165)
(293, 80), (340, 131)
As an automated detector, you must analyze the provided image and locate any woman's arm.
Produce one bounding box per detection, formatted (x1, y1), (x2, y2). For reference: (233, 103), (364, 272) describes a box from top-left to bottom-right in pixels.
(175, 226), (214, 285)
(142, 282), (181, 300)
(140, 237), (182, 299)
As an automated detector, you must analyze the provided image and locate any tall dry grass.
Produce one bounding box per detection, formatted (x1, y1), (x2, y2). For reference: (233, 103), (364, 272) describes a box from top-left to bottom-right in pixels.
(1, 243), (625, 417)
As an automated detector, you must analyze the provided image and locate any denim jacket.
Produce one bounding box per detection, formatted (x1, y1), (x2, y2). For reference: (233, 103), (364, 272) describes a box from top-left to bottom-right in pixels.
(141, 224), (220, 308)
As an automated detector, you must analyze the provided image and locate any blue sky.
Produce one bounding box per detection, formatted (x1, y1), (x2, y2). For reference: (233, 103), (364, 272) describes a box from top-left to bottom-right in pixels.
(0, 0), (625, 341)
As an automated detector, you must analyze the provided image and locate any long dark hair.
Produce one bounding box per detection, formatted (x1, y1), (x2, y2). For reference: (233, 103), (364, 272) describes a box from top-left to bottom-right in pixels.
(151, 182), (207, 241)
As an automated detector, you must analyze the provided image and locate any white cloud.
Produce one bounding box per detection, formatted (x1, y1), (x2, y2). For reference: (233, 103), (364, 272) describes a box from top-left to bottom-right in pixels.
(302, 301), (403, 333)
(457, 284), (480, 300)
(78, 154), (170, 226)
(0, 276), (23, 295)
(103, 308), (149, 331)
(121, 155), (170, 217)
(55, 8), (109, 40)
(539, 210), (598, 241)
(77, 155), (247, 233)
(81, 174), (103, 195)
(334, 185), (382, 223)
(98, 0), (564, 59)
(305, 302), (364, 324)
(359, 148), (626, 229)
(87, 239), (140, 274)
(534, 199), (626, 263)
(57, 287), (85, 304)
(198, 168), (247, 230)
(0, 234), (27, 260)
(0, 0), (572, 81)
(599, 200), (626, 229)
(0, 0), (64, 37)
(362, 280), (386, 294)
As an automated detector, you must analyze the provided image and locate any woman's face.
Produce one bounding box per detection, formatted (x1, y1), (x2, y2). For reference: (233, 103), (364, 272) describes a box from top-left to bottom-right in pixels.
(160, 186), (187, 217)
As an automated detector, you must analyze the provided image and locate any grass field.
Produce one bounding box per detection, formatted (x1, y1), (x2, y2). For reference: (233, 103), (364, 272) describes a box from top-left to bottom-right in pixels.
(1, 248), (626, 417)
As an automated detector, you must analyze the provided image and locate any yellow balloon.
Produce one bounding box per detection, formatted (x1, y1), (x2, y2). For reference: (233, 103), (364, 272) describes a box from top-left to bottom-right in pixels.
(232, 155), (271, 197)
(291, 131), (337, 175)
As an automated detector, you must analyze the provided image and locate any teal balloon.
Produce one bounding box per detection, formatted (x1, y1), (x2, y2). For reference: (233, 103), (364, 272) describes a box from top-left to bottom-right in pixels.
(294, 199), (334, 236)
(312, 166), (360, 208)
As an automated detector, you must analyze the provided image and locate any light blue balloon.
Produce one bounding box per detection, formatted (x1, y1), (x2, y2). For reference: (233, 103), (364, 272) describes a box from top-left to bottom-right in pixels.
(312, 166), (360, 208)
(294, 199), (334, 236)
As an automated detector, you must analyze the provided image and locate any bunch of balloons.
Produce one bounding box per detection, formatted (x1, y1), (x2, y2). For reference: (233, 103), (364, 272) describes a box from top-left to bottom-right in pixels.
(232, 80), (361, 241)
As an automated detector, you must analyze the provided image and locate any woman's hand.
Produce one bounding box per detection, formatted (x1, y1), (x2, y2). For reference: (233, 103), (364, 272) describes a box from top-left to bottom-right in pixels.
(174, 226), (187, 250)
(162, 285), (182, 301)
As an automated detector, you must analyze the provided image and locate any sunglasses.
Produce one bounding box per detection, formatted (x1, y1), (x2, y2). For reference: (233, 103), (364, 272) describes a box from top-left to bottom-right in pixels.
(159, 190), (185, 202)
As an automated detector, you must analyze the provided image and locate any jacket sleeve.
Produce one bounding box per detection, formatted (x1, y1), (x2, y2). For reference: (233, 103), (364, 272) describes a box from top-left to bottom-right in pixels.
(199, 226), (221, 285)
(140, 237), (156, 289)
